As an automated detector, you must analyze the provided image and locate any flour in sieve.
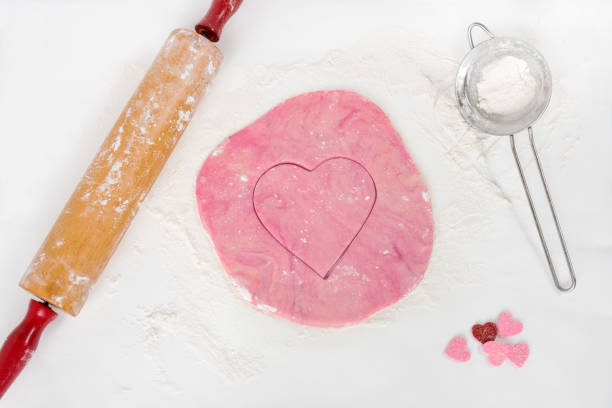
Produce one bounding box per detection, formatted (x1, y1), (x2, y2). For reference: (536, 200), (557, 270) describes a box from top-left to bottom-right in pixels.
(477, 55), (538, 116)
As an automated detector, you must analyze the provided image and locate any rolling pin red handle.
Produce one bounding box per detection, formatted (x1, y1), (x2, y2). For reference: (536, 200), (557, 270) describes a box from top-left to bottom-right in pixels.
(0, 300), (56, 399)
(195, 0), (244, 42)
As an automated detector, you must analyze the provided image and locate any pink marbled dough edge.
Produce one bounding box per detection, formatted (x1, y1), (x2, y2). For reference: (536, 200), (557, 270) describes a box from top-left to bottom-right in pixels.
(196, 90), (434, 327)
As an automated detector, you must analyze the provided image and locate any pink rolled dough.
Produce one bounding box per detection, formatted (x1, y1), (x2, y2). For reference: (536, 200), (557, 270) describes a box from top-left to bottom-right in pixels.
(196, 90), (433, 327)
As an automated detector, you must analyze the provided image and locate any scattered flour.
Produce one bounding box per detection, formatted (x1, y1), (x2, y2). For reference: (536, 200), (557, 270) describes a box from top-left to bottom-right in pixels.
(477, 55), (538, 116)
(113, 27), (579, 385)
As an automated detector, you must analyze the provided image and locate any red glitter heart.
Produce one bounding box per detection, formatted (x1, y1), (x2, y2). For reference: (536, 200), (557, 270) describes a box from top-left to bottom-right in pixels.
(472, 322), (498, 344)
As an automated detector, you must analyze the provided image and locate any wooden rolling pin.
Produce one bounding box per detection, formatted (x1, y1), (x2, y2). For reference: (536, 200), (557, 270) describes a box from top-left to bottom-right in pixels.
(0, 0), (243, 399)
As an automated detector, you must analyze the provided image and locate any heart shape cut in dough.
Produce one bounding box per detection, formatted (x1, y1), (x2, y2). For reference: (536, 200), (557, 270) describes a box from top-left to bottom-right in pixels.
(253, 157), (376, 279)
(196, 90), (434, 327)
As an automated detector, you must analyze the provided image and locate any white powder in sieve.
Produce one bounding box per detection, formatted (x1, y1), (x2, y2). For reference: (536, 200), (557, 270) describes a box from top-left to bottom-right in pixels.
(476, 55), (538, 116)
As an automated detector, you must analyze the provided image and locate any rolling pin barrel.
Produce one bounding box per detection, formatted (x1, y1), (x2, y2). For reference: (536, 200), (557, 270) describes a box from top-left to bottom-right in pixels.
(19, 29), (223, 316)
(1, 0), (243, 399)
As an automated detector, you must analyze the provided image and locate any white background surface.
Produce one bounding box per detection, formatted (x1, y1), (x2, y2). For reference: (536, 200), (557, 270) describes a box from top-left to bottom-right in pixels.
(1, 0), (611, 407)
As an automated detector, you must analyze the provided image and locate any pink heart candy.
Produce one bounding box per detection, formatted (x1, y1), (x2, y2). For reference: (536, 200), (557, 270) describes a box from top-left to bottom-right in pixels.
(507, 343), (530, 367)
(497, 312), (523, 337)
(482, 341), (511, 366)
(444, 336), (470, 362)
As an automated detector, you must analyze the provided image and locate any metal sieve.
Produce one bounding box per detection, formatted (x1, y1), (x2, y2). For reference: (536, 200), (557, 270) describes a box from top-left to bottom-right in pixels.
(456, 23), (576, 291)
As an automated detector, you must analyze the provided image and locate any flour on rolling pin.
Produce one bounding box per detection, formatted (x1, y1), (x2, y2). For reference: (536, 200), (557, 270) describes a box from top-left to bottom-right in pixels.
(20, 29), (222, 316)
(0, 1), (243, 399)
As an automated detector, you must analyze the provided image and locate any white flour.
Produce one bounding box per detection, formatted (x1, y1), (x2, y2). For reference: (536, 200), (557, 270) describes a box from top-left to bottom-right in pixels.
(106, 28), (579, 386)
(477, 55), (538, 116)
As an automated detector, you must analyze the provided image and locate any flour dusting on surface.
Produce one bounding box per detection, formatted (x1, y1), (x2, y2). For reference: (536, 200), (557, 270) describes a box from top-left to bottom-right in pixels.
(116, 27), (579, 383)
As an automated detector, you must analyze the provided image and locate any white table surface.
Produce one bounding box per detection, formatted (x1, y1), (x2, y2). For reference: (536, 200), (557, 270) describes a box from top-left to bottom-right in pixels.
(1, 0), (611, 407)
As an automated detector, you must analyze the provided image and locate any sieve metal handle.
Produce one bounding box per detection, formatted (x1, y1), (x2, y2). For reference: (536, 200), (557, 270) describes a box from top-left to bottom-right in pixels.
(509, 127), (577, 291)
(467, 22), (495, 49)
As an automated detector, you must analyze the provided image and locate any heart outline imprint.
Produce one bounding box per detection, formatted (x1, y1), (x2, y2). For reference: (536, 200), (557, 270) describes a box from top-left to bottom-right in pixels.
(252, 156), (377, 279)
